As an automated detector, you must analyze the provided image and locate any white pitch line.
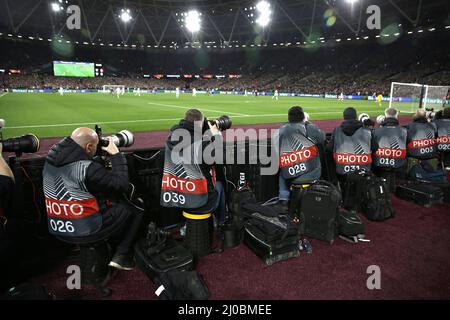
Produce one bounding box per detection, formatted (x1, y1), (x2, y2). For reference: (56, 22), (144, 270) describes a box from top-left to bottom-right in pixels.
(0, 92), (8, 99)
(4, 111), (346, 129)
(147, 101), (248, 116)
(4, 117), (188, 129)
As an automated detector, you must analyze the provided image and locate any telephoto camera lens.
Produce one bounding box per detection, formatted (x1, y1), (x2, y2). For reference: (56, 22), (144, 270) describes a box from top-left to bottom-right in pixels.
(1, 134), (40, 153)
(101, 130), (134, 148)
(214, 115), (232, 131)
(376, 115), (386, 125)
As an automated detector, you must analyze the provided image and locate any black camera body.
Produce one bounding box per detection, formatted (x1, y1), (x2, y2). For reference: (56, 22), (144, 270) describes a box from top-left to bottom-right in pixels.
(202, 115), (232, 133)
(0, 119), (40, 154)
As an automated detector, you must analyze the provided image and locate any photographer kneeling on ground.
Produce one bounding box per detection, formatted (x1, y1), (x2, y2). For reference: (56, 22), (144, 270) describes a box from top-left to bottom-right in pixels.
(43, 128), (143, 270)
(160, 109), (226, 232)
(276, 106), (325, 209)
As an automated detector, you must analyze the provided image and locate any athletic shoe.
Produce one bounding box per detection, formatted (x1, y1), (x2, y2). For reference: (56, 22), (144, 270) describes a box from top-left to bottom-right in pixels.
(109, 254), (135, 271)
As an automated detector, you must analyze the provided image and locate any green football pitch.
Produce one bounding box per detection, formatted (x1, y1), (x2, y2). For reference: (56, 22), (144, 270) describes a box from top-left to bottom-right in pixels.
(0, 92), (392, 139)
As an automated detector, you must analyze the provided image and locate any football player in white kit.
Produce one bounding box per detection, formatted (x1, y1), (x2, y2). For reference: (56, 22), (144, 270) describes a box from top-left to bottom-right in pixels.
(272, 89), (279, 100)
(192, 88), (197, 97)
(176, 87), (180, 99)
(59, 87), (64, 96)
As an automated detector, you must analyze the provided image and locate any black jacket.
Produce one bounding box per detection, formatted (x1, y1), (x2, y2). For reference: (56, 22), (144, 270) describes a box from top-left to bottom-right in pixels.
(166, 120), (219, 214)
(327, 119), (363, 151)
(46, 137), (129, 201)
(0, 175), (14, 219)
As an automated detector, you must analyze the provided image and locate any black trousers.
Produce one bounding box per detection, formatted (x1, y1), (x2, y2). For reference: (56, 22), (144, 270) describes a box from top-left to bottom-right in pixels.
(66, 203), (143, 255)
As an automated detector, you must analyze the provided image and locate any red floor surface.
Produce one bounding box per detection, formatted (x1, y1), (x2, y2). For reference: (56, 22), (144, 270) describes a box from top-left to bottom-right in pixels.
(30, 196), (450, 300)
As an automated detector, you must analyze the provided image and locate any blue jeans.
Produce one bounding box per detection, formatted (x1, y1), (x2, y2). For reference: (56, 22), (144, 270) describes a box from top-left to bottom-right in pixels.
(212, 181), (227, 224)
(279, 175), (291, 201)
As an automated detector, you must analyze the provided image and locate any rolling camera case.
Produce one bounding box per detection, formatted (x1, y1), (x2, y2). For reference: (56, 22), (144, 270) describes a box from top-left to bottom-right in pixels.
(395, 183), (444, 208)
(242, 204), (300, 266)
(135, 238), (194, 281)
(299, 180), (341, 244)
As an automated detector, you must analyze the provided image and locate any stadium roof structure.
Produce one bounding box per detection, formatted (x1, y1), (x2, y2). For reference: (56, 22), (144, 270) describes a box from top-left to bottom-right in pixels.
(0, 0), (448, 49)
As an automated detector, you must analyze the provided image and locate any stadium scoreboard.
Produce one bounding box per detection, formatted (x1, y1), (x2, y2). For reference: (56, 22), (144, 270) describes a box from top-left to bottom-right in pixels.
(53, 61), (96, 77)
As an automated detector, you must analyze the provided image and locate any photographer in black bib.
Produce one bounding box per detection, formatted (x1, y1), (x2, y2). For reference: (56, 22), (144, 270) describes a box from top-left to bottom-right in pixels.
(43, 127), (143, 270)
(160, 109), (227, 238)
(275, 106), (325, 209)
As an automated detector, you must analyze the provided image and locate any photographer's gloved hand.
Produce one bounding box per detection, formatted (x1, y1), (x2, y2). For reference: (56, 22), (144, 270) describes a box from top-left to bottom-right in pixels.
(208, 121), (222, 137)
(102, 137), (120, 155)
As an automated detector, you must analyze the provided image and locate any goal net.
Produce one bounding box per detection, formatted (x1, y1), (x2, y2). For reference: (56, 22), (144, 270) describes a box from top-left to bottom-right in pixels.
(389, 82), (423, 114)
(102, 85), (125, 93)
(423, 85), (449, 111)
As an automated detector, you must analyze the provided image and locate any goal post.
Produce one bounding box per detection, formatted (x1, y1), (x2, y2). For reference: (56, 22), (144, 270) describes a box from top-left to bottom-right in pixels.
(423, 85), (449, 111)
(389, 82), (449, 114)
(102, 84), (126, 93)
(389, 82), (423, 114)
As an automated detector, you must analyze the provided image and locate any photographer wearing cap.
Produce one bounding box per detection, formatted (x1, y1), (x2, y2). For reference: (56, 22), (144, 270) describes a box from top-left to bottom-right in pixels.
(43, 128), (143, 270)
(434, 107), (450, 169)
(160, 109), (226, 226)
(276, 106), (325, 208)
(406, 109), (437, 160)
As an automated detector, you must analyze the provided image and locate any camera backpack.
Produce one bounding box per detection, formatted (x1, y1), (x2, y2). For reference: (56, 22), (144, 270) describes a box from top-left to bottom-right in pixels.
(298, 180), (341, 244)
(344, 171), (395, 221)
(134, 223), (194, 281)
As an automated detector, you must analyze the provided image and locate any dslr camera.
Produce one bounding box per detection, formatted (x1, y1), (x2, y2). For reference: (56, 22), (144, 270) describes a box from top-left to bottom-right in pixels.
(202, 115), (232, 132)
(0, 119), (40, 154)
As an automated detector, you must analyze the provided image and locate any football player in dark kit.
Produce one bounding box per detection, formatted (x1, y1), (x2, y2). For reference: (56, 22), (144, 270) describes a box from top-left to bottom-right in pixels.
(43, 127), (143, 270)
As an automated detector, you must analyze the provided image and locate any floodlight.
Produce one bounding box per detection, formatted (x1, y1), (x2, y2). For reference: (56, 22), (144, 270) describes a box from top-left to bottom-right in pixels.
(51, 3), (61, 12)
(185, 10), (201, 33)
(120, 9), (132, 23)
(256, 1), (270, 12)
(255, 1), (272, 27)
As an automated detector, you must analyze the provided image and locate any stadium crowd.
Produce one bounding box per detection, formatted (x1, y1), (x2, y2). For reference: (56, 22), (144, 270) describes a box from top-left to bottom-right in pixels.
(0, 33), (449, 96)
